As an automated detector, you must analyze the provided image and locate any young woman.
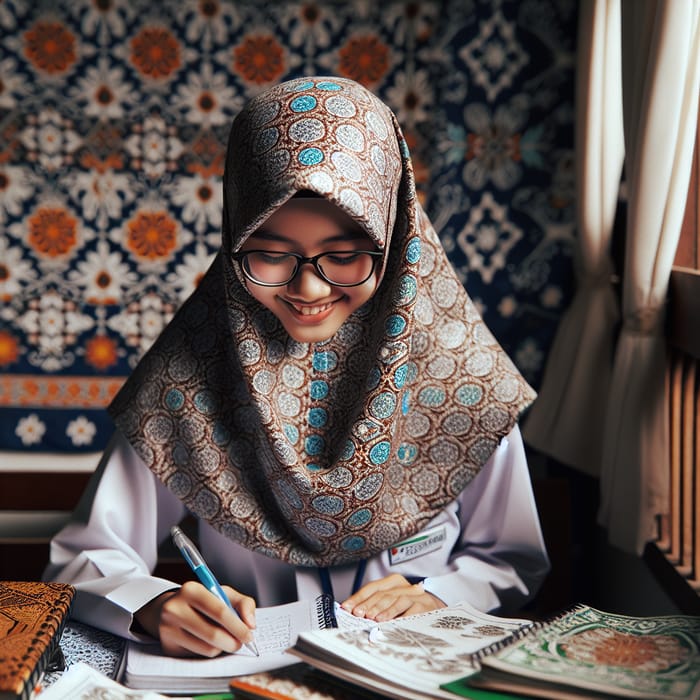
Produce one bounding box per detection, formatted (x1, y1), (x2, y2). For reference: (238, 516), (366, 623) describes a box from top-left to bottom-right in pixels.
(45, 76), (549, 658)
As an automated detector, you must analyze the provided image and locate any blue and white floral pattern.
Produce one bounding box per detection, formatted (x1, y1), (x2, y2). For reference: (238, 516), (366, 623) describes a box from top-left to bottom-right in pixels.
(0, 0), (576, 452)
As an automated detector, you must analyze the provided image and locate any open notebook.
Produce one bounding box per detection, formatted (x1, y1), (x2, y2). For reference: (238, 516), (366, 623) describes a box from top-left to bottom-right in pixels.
(121, 594), (370, 693)
(289, 600), (533, 700)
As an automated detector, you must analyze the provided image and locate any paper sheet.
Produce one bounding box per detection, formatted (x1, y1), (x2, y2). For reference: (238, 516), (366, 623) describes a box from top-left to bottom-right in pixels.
(123, 596), (371, 692)
(39, 662), (171, 700)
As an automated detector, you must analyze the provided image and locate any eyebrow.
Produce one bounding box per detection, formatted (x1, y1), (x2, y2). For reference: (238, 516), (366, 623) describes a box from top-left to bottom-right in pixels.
(251, 228), (372, 246)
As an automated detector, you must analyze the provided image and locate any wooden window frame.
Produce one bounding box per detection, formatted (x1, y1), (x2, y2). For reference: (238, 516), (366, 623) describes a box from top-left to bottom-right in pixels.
(643, 274), (700, 616)
(643, 96), (699, 615)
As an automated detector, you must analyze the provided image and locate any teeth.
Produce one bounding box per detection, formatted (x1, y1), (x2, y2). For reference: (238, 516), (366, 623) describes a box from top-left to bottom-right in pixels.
(294, 303), (331, 316)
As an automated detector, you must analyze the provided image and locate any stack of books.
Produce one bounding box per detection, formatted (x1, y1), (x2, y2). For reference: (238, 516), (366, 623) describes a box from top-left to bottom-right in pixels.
(286, 602), (700, 700)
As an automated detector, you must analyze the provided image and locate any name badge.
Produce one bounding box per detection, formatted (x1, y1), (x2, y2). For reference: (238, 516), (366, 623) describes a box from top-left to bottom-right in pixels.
(388, 525), (447, 565)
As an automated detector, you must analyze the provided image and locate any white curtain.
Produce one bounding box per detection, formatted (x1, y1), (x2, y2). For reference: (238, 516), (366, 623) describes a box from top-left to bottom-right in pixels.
(522, 0), (624, 475)
(598, 0), (700, 554)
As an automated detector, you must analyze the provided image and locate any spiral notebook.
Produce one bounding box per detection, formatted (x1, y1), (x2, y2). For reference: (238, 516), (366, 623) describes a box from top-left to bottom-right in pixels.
(289, 600), (533, 700)
(448, 604), (700, 700)
(121, 593), (369, 694)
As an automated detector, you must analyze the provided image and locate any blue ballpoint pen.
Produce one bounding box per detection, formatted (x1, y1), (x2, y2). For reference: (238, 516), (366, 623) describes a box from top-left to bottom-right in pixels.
(170, 525), (259, 656)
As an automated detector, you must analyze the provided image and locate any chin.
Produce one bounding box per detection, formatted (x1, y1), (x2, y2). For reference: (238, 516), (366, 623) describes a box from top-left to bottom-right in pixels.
(283, 322), (339, 344)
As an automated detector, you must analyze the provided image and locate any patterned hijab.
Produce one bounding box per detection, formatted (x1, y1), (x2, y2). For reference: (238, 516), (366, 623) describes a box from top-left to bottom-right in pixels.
(109, 77), (536, 567)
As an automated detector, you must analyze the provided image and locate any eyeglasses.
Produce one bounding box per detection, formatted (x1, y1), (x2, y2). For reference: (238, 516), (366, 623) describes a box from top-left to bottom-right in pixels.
(232, 250), (383, 287)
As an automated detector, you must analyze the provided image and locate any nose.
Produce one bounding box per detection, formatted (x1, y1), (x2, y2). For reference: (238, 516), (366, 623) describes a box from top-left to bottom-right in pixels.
(286, 261), (331, 299)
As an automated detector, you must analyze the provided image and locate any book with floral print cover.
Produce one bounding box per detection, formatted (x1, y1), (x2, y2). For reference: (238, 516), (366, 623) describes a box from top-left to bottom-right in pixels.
(289, 600), (534, 700)
(0, 581), (75, 700)
(446, 604), (700, 699)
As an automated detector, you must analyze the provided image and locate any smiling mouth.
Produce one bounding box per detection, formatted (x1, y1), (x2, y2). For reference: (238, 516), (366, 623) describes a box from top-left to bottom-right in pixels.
(287, 301), (334, 316)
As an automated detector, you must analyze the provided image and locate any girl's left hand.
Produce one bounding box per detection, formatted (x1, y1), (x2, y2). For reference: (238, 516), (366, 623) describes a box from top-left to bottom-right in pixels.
(340, 573), (445, 621)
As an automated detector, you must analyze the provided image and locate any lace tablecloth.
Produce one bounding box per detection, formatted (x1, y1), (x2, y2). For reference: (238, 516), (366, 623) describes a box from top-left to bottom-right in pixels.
(45, 621), (125, 686)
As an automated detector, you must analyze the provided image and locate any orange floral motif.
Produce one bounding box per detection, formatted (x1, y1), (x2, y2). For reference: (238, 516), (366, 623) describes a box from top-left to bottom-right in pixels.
(561, 629), (688, 673)
(0, 376), (125, 407)
(337, 36), (389, 85)
(27, 207), (79, 258)
(126, 210), (178, 260)
(233, 35), (285, 85)
(24, 21), (77, 75)
(130, 28), (181, 79)
(85, 335), (118, 370)
(0, 331), (20, 366)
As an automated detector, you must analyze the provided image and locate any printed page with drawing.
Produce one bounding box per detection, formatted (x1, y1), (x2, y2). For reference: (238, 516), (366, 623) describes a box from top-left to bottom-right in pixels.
(289, 600), (533, 700)
(121, 594), (369, 693)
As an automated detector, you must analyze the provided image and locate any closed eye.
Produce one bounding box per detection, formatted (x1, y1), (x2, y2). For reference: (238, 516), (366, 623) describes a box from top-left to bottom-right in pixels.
(257, 252), (293, 265)
(324, 252), (364, 265)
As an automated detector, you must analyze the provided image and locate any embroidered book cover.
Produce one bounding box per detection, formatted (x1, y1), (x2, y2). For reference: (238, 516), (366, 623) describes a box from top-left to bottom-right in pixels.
(0, 581), (75, 700)
(459, 605), (700, 700)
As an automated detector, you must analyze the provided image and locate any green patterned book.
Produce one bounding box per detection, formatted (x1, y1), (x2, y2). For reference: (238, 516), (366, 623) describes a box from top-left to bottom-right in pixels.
(443, 604), (700, 700)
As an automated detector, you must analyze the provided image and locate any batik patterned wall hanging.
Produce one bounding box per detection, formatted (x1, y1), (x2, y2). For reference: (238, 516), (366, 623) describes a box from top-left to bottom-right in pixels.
(0, 0), (577, 452)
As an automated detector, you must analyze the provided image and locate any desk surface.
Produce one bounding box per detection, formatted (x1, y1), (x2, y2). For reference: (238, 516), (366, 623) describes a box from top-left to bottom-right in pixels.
(47, 623), (398, 699)
(51, 623), (520, 700)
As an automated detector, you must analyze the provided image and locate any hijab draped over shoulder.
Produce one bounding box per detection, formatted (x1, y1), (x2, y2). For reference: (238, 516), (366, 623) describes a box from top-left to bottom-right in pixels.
(109, 77), (536, 567)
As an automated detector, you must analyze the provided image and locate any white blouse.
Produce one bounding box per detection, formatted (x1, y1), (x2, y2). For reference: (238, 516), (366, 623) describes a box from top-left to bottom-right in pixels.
(44, 425), (549, 640)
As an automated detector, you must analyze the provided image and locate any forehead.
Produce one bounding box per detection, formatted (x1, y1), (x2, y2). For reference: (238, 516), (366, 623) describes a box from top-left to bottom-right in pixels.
(256, 197), (370, 236)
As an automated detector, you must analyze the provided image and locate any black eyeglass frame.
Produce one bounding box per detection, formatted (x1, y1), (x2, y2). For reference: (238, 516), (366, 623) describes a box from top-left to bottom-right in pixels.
(232, 249), (384, 287)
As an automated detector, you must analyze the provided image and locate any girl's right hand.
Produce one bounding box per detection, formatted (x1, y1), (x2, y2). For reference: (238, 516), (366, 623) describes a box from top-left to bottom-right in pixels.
(134, 580), (257, 657)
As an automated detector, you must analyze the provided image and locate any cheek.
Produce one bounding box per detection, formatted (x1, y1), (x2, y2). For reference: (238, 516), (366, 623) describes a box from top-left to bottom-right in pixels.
(246, 286), (278, 311)
(351, 276), (380, 306)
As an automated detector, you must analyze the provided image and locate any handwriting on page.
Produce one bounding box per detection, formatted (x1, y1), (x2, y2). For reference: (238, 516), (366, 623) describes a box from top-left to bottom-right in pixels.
(253, 615), (293, 654)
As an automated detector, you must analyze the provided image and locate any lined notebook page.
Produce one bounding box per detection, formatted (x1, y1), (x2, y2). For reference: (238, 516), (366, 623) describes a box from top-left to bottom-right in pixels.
(124, 597), (341, 690)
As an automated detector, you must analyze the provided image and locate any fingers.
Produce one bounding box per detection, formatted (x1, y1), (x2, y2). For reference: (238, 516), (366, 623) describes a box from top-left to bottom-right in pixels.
(341, 574), (445, 622)
(357, 589), (442, 621)
(157, 581), (256, 658)
(223, 585), (257, 631)
(341, 573), (408, 612)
